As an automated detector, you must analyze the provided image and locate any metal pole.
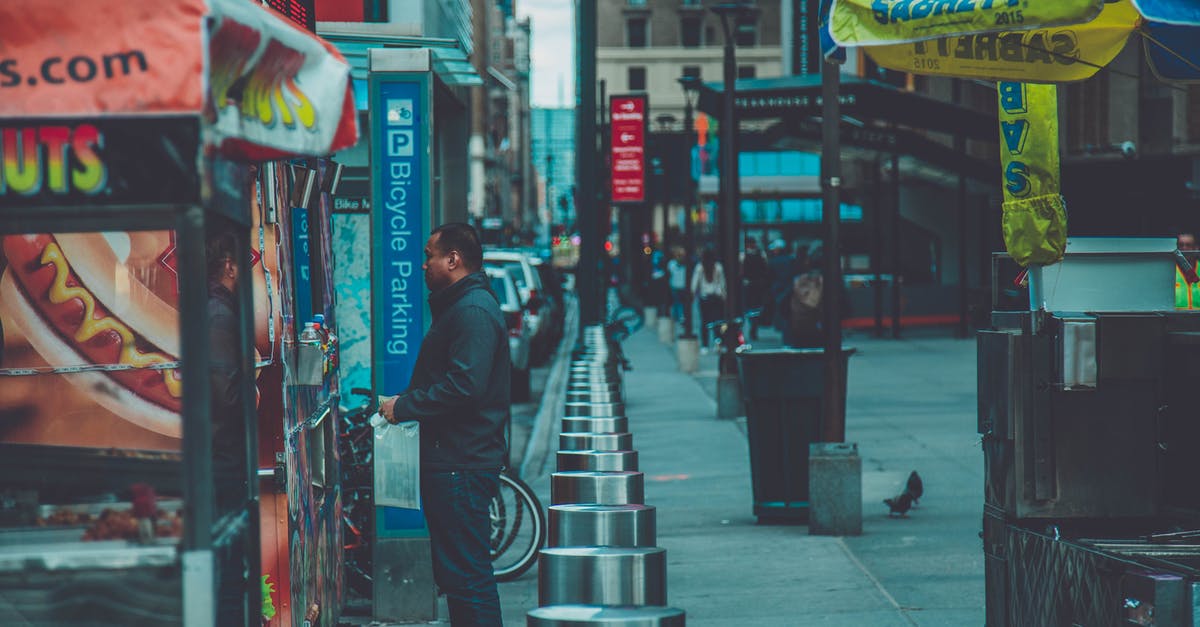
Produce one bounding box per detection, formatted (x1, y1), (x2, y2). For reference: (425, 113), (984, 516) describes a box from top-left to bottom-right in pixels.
(955, 79), (969, 339)
(576, 0), (601, 330)
(718, 12), (742, 366)
(872, 157), (884, 337)
(890, 151), (901, 338)
(680, 83), (696, 338)
(820, 59), (845, 443)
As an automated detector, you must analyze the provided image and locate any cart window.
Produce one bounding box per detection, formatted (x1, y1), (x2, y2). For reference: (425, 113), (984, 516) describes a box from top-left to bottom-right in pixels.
(0, 230), (183, 452)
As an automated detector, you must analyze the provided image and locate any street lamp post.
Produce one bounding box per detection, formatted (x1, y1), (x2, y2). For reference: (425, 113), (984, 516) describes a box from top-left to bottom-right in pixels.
(677, 75), (700, 339)
(711, 2), (756, 377)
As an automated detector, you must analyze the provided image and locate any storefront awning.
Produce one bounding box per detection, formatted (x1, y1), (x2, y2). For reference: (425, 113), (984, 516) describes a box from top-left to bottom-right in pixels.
(696, 74), (996, 142)
(0, 0), (359, 161)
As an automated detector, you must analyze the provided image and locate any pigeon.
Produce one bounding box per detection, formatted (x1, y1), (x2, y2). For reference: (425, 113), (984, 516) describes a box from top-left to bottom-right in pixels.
(884, 491), (914, 517)
(906, 471), (923, 506)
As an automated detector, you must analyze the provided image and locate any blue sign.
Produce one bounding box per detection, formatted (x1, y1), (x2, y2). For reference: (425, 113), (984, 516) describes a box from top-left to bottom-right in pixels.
(290, 206), (313, 326)
(372, 77), (427, 398)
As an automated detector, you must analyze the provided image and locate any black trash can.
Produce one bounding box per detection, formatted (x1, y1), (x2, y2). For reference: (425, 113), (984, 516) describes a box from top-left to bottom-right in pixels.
(736, 347), (855, 523)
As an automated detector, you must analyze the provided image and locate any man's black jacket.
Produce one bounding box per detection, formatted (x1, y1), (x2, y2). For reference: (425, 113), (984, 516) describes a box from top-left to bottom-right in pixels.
(390, 271), (511, 470)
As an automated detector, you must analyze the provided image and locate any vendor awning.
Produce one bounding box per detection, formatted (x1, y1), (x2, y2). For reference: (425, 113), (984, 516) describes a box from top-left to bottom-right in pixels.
(0, 0), (358, 161)
(695, 74), (996, 142)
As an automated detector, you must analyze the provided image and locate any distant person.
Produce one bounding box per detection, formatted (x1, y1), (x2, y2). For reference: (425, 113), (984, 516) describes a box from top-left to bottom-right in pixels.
(649, 249), (670, 316)
(691, 248), (726, 352)
(667, 247), (689, 324)
(740, 237), (769, 341)
(380, 222), (508, 626)
(767, 239), (795, 334)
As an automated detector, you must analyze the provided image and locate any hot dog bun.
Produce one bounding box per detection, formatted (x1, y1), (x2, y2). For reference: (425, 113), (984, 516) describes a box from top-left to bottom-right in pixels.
(0, 271), (181, 438)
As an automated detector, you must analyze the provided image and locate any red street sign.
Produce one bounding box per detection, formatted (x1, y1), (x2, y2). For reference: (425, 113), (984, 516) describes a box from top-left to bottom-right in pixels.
(610, 95), (646, 203)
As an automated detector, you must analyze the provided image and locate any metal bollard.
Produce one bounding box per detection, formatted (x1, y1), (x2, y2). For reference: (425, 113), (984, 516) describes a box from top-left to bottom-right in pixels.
(538, 547), (667, 607)
(565, 390), (623, 404)
(561, 416), (628, 434)
(566, 377), (621, 387)
(527, 605), (686, 626)
(551, 471), (644, 505)
(564, 402), (625, 417)
(557, 450), (639, 472)
(548, 504), (656, 548)
(559, 432), (633, 451)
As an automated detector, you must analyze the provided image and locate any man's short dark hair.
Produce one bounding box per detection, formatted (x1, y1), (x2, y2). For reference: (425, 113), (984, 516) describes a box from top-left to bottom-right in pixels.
(206, 230), (239, 282)
(431, 222), (483, 272)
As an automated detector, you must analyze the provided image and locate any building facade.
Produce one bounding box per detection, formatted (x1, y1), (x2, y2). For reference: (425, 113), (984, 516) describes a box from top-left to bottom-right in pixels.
(597, 0), (783, 130)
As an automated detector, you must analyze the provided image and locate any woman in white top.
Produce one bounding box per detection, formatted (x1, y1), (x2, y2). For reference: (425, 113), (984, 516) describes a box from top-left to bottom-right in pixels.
(691, 248), (726, 349)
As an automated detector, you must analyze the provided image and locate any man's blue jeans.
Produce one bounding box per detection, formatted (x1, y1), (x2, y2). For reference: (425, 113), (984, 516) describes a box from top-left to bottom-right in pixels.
(422, 469), (502, 626)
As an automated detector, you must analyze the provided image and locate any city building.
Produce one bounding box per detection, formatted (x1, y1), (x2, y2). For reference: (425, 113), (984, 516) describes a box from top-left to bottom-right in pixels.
(532, 107), (578, 236)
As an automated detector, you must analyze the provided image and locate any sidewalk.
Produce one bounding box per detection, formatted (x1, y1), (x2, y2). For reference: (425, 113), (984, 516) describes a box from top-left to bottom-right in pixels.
(500, 322), (984, 626)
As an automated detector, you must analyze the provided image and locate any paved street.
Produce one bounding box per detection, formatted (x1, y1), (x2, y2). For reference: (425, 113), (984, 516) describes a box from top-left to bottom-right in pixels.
(500, 320), (984, 626)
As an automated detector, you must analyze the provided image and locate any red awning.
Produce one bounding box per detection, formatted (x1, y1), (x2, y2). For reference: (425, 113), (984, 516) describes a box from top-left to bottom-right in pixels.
(0, 0), (358, 161)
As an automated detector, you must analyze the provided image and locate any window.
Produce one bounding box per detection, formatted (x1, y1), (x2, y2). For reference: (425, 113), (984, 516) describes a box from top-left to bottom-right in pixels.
(737, 65), (757, 79)
(628, 66), (646, 91)
(627, 17), (648, 48)
(735, 16), (757, 47)
(627, 0), (647, 5)
(682, 65), (701, 80)
(681, 16), (702, 47)
(706, 26), (717, 45)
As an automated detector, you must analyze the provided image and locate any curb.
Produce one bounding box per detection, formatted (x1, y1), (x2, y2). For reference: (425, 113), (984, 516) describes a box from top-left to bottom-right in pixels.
(518, 295), (578, 480)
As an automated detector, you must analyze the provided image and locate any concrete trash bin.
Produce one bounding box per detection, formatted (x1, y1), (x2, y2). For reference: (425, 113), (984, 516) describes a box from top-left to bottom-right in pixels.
(735, 347), (855, 522)
(808, 442), (862, 536)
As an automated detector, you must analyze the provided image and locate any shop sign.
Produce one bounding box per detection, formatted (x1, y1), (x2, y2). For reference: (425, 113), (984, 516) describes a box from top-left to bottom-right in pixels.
(0, 118), (200, 208)
(610, 95), (646, 203)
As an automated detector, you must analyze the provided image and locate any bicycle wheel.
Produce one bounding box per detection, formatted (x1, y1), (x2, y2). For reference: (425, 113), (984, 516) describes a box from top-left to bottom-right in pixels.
(490, 473), (546, 582)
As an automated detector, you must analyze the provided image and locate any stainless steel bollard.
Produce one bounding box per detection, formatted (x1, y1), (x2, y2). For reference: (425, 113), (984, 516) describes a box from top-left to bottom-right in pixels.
(559, 432), (633, 451)
(527, 605), (686, 626)
(549, 504), (656, 548)
(551, 471), (644, 505)
(538, 547), (667, 607)
(566, 378), (620, 388)
(564, 402), (625, 417)
(565, 390), (623, 404)
(561, 416), (628, 434)
(557, 449), (639, 472)
(568, 376), (620, 387)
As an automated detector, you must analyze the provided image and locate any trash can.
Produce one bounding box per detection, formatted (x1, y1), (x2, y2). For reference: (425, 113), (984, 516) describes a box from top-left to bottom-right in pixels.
(735, 347), (854, 522)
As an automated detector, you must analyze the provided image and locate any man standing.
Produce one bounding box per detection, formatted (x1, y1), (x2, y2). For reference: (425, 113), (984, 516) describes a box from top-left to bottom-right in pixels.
(380, 223), (509, 626)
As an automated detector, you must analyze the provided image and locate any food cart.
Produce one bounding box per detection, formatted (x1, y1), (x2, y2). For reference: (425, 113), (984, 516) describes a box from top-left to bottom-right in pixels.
(0, 1), (357, 624)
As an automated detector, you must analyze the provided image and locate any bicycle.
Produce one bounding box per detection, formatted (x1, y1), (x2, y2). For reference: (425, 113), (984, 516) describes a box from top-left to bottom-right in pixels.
(339, 388), (546, 584)
(338, 389), (377, 605)
(490, 471), (546, 581)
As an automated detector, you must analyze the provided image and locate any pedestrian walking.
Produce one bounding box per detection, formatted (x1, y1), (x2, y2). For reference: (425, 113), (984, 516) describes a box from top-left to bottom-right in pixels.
(691, 247), (726, 351)
(741, 237), (769, 340)
(380, 222), (508, 626)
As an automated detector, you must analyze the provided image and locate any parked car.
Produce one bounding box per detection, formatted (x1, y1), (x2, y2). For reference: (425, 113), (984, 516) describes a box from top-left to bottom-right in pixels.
(483, 249), (560, 364)
(529, 256), (566, 351)
(485, 264), (533, 402)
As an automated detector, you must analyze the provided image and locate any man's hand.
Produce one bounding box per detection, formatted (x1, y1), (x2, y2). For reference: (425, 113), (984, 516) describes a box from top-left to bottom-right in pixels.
(378, 395), (400, 424)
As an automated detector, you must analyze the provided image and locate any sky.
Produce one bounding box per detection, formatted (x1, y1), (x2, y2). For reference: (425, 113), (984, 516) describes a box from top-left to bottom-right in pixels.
(517, 0), (575, 108)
